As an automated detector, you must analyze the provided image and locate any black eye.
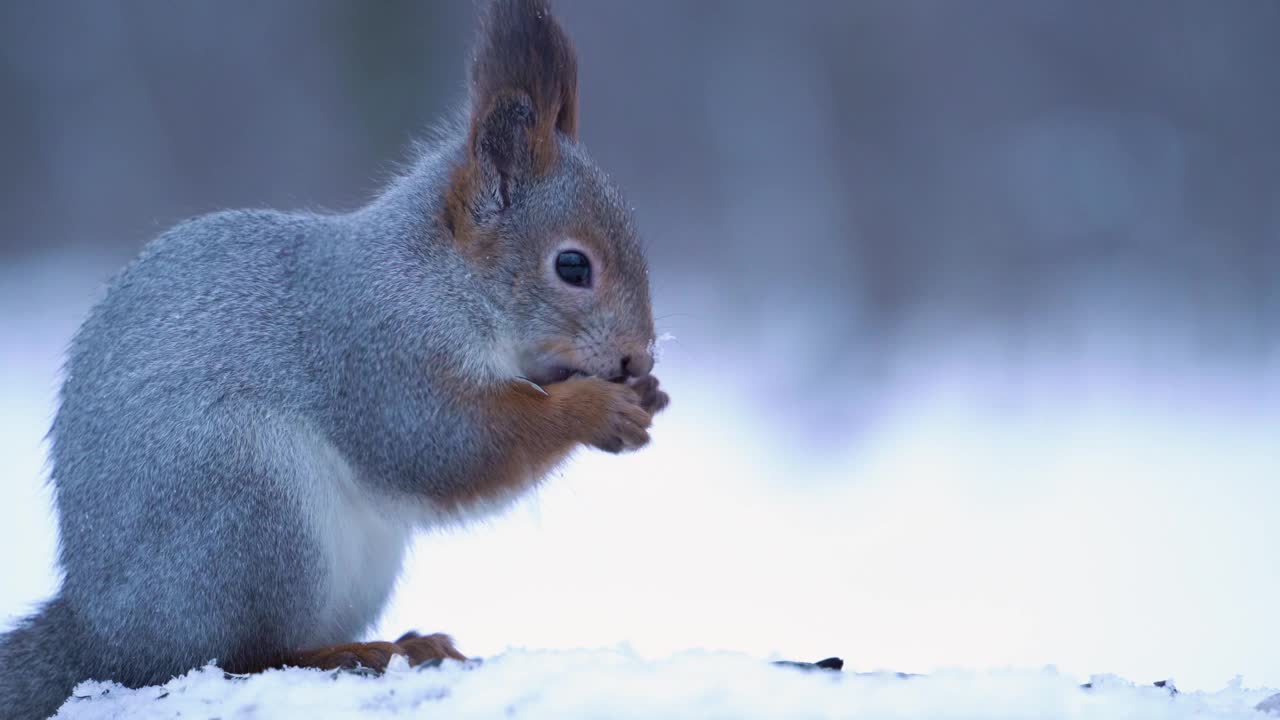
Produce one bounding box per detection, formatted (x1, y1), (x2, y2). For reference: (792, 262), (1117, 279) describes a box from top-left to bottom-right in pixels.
(555, 250), (591, 287)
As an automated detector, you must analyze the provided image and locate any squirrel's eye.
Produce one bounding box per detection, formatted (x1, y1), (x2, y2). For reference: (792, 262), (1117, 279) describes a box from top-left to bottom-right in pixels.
(555, 250), (591, 287)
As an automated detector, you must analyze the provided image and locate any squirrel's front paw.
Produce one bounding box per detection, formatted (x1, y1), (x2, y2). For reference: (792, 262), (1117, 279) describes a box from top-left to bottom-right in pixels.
(577, 378), (652, 453)
(628, 374), (670, 416)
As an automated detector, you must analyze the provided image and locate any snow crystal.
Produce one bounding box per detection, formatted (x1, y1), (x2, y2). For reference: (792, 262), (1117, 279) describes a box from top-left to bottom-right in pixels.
(53, 649), (1279, 719)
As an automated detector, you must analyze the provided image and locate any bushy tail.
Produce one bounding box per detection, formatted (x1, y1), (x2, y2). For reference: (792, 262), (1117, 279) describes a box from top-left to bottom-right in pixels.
(0, 595), (84, 720)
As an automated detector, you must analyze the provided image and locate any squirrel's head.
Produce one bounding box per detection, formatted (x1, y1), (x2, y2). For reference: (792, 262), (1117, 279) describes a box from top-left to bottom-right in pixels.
(444, 0), (655, 385)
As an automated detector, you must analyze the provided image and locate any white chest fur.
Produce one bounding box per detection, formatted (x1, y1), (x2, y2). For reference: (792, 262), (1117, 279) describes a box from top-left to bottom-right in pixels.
(285, 426), (417, 647)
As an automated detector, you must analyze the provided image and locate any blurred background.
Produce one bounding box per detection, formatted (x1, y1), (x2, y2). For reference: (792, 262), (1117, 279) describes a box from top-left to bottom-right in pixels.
(2, 0), (1278, 692)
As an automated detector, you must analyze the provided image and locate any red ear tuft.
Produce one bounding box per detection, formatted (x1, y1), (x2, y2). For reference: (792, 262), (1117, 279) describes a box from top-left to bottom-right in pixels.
(471, 0), (578, 147)
(445, 0), (579, 244)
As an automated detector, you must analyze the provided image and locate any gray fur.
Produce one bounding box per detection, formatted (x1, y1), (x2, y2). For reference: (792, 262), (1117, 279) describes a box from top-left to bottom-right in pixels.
(0, 9), (655, 717)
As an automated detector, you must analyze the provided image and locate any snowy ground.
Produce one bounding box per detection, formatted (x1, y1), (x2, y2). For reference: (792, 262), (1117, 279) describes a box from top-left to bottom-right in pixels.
(53, 650), (1280, 719)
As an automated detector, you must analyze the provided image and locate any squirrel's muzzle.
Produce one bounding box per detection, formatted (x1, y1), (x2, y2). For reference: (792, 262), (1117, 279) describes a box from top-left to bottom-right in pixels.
(619, 351), (653, 380)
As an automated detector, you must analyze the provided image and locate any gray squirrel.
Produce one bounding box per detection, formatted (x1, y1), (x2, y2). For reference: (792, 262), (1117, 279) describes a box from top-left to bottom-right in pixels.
(0, 1), (668, 717)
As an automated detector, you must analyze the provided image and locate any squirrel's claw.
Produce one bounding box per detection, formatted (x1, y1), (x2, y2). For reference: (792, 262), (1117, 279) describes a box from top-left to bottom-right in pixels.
(512, 377), (550, 397)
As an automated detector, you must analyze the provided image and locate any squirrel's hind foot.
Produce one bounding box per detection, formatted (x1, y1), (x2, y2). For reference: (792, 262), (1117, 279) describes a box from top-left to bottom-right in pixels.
(289, 632), (465, 673)
(393, 630), (467, 665)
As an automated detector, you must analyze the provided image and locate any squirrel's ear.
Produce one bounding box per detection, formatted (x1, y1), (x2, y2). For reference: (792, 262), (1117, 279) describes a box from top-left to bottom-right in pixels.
(448, 0), (578, 228)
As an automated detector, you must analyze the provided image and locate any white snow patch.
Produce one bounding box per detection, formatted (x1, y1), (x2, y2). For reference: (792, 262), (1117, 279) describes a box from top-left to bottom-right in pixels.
(54, 650), (1279, 719)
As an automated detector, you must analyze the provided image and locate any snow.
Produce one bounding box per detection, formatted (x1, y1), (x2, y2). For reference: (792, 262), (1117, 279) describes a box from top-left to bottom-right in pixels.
(53, 650), (1280, 719)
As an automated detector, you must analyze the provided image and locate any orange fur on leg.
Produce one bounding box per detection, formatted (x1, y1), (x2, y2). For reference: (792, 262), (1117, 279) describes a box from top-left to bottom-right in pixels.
(281, 632), (465, 672)
(439, 375), (651, 511)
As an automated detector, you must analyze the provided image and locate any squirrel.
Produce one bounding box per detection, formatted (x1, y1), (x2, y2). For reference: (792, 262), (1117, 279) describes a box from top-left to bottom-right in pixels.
(0, 1), (668, 717)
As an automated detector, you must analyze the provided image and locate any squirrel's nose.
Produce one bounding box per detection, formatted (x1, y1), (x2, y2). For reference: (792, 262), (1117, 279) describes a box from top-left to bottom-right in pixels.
(619, 351), (653, 379)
